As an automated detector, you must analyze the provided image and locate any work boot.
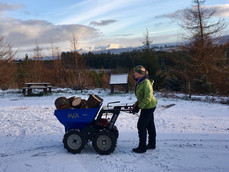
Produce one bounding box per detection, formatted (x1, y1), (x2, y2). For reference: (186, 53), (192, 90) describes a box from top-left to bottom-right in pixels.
(132, 147), (146, 153)
(146, 144), (156, 150)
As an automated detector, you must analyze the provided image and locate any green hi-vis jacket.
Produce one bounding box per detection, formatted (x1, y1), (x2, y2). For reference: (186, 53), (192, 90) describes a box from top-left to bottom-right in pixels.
(135, 78), (157, 109)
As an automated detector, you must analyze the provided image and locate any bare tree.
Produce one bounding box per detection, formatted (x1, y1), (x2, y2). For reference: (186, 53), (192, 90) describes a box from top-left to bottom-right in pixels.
(0, 36), (16, 89)
(34, 41), (43, 60)
(50, 40), (63, 85)
(70, 33), (83, 92)
(33, 42), (43, 82)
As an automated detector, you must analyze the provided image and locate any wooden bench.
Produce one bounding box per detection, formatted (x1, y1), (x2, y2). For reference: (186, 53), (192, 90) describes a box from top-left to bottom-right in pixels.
(22, 83), (52, 96)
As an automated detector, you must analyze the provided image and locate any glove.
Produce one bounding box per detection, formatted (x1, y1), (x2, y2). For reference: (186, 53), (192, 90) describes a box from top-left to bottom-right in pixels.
(131, 104), (139, 113)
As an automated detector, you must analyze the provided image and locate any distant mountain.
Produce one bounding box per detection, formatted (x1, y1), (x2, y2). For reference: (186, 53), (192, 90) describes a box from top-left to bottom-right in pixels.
(221, 35), (229, 43)
(22, 35), (229, 61)
(90, 47), (141, 54)
(90, 42), (184, 54)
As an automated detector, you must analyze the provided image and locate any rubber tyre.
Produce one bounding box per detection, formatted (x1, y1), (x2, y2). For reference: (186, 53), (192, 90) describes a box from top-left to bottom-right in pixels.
(112, 125), (119, 140)
(92, 130), (116, 155)
(63, 129), (85, 154)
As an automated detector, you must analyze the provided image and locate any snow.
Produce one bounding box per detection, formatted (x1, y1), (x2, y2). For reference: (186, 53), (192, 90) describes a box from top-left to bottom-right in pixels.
(0, 89), (229, 172)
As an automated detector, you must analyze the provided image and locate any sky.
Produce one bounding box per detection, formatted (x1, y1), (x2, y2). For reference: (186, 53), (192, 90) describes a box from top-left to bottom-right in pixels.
(0, 0), (229, 58)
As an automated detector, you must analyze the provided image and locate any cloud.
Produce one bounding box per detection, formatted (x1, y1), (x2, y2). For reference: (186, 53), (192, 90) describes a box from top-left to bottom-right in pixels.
(115, 33), (134, 37)
(207, 4), (229, 17)
(0, 18), (100, 47)
(155, 9), (184, 20)
(89, 20), (117, 26)
(60, 0), (133, 25)
(0, 2), (24, 12)
(156, 4), (229, 20)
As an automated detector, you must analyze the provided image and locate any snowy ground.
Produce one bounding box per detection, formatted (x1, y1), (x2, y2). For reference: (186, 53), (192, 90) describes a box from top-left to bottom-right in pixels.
(0, 89), (229, 172)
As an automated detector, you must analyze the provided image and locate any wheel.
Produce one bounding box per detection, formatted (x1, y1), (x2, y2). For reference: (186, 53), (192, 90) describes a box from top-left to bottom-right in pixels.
(63, 129), (86, 154)
(112, 125), (119, 140)
(92, 130), (116, 155)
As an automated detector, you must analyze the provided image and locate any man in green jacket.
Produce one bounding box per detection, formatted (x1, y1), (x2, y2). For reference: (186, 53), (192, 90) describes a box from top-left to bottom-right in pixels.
(132, 65), (157, 153)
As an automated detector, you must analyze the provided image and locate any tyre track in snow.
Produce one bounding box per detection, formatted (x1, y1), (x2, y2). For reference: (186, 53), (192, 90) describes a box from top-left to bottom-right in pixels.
(0, 106), (61, 172)
(94, 143), (173, 172)
(73, 137), (174, 172)
(71, 136), (229, 172)
(0, 107), (27, 171)
(0, 129), (26, 172)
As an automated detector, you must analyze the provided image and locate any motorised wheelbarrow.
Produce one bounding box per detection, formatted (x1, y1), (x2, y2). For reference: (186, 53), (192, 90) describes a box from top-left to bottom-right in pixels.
(54, 101), (133, 155)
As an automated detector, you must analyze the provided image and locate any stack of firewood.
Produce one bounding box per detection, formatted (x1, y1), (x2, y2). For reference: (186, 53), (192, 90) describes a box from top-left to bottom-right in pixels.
(54, 94), (103, 110)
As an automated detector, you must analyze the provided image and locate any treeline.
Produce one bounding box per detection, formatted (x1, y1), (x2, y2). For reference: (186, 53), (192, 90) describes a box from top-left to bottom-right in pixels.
(0, 43), (229, 96)
(81, 49), (187, 71)
(82, 44), (229, 95)
(15, 53), (112, 90)
(81, 50), (190, 91)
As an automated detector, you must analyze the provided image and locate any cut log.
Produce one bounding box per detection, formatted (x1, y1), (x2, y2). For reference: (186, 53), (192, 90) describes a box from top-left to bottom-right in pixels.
(72, 97), (82, 108)
(80, 99), (88, 109)
(55, 97), (71, 109)
(67, 96), (75, 105)
(87, 94), (103, 108)
(94, 94), (103, 102)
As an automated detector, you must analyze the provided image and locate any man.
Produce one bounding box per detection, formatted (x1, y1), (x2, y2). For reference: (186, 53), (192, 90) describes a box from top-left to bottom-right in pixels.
(132, 65), (157, 153)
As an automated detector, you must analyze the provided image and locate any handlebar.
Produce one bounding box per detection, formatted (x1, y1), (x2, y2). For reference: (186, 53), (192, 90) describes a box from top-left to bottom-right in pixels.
(114, 105), (133, 111)
(107, 101), (120, 107)
(106, 101), (137, 114)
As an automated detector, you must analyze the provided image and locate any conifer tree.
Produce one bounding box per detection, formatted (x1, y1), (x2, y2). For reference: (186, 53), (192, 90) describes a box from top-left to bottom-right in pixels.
(179, 0), (226, 94)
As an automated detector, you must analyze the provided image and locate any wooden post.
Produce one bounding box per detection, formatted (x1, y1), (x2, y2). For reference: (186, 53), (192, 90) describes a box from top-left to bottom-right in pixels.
(43, 88), (47, 94)
(188, 82), (191, 99)
(111, 85), (114, 93)
(125, 84), (128, 93)
(22, 88), (26, 95)
(28, 88), (32, 95)
(48, 86), (52, 93)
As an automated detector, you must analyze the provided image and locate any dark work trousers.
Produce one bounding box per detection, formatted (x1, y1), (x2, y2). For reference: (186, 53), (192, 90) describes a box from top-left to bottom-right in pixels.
(137, 107), (156, 149)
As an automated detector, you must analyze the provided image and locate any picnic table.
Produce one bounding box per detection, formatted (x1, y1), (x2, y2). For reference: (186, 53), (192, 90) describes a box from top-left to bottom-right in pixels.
(22, 82), (52, 95)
